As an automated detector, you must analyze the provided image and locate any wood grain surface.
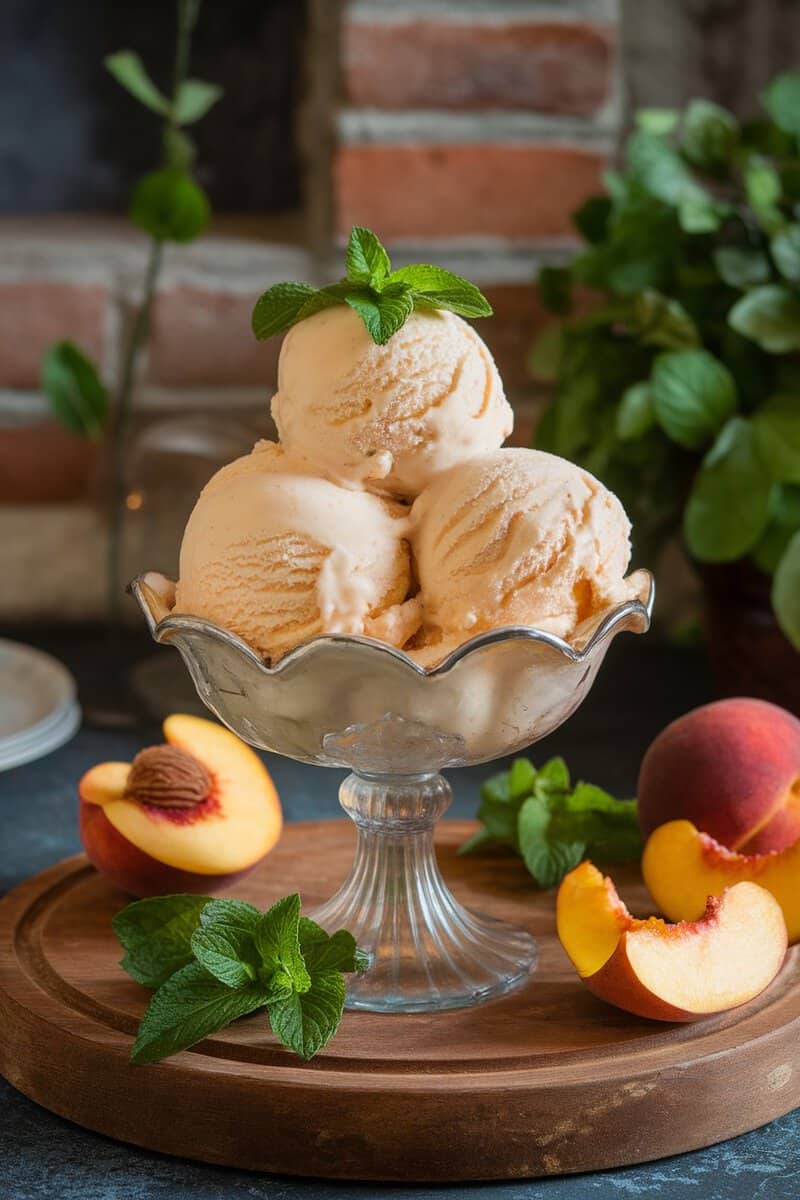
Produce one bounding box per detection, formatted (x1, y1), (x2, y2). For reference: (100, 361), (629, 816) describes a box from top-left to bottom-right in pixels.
(1, 820), (798, 1182)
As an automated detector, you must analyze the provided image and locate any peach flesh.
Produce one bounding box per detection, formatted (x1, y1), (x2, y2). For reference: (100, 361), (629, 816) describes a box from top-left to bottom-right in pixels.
(638, 697), (800, 855)
(558, 861), (787, 1022)
(642, 818), (800, 942)
(78, 714), (282, 897)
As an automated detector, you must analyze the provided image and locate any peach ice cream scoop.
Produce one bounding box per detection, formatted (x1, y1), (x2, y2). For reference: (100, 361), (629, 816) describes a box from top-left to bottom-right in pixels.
(271, 306), (512, 500)
(174, 441), (420, 662)
(409, 448), (636, 663)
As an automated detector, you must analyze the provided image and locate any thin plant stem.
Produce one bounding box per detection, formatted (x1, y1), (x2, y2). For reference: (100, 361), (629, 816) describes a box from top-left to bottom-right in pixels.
(105, 0), (201, 627)
(106, 237), (163, 626)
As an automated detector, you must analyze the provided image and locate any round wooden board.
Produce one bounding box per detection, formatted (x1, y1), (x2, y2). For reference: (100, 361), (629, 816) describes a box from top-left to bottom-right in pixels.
(1, 819), (799, 1182)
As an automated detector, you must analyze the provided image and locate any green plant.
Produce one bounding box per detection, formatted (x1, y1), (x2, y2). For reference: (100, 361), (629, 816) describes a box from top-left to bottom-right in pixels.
(114, 891), (367, 1063)
(252, 226), (492, 346)
(533, 74), (800, 649)
(462, 756), (639, 889)
(40, 0), (222, 623)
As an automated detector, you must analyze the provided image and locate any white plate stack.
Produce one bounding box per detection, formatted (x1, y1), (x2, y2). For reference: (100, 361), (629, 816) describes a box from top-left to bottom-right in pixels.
(0, 640), (81, 771)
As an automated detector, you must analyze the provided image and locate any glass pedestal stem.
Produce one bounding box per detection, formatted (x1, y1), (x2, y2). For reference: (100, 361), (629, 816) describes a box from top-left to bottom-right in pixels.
(310, 771), (538, 1013)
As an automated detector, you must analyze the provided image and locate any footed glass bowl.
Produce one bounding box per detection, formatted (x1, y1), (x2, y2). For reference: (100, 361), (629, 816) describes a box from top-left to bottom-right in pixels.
(131, 571), (654, 1013)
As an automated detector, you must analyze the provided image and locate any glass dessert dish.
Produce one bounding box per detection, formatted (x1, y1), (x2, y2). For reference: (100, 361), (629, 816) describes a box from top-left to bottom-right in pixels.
(131, 570), (654, 1014)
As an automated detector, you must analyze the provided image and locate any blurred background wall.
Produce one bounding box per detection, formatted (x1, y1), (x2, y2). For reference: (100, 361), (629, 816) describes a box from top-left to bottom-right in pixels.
(1, 0), (796, 620)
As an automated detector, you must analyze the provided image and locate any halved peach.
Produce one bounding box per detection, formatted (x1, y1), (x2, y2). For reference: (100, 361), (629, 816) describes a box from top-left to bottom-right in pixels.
(643, 819), (800, 942)
(557, 860), (787, 1021)
(79, 713), (282, 896)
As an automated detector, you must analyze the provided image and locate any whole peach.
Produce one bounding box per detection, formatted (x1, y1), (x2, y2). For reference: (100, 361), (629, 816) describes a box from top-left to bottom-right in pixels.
(638, 698), (800, 854)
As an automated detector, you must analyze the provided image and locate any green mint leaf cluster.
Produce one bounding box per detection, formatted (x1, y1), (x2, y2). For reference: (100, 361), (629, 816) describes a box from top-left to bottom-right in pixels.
(460, 757), (640, 889)
(533, 69), (800, 649)
(252, 226), (492, 346)
(113, 891), (366, 1064)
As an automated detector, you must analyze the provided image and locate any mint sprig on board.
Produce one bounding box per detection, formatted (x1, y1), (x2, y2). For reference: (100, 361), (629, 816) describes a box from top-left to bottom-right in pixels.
(113, 892), (367, 1063)
(252, 226), (492, 346)
(460, 757), (640, 889)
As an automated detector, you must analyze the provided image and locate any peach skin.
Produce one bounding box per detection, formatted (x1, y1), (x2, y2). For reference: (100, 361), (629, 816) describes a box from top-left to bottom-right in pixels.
(79, 714), (283, 897)
(642, 819), (800, 943)
(638, 698), (800, 854)
(557, 860), (787, 1021)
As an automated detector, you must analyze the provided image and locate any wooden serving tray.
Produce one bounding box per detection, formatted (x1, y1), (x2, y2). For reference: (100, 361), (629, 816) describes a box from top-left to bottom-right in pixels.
(1, 819), (799, 1182)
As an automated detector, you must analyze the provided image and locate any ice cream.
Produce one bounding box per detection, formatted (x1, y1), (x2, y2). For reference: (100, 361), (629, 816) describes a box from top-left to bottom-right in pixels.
(271, 306), (512, 500)
(174, 441), (420, 662)
(409, 448), (635, 663)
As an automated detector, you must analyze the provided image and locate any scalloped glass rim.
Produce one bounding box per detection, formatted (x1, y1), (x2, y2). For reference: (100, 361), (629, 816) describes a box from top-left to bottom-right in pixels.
(129, 570), (655, 678)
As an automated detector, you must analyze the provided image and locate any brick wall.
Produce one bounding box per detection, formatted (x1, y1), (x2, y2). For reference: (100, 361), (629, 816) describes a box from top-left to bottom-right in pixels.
(1, 0), (621, 619)
(326, 0), (620, 393)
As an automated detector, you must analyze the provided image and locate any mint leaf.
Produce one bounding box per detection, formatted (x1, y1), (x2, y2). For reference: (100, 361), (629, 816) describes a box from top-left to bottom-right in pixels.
(762, 71), (800, 138)
(771, 225), (800, 283)
(268, 973), (345, 1061)
(390, 265), (492, 318)
(267, 917), (364, 1060)
(113, 894), (212, 989)
(752, 486), (800, 573)
(296, 281), (353, 321)
(685, 417), (774, 562)
(252, 282), (317, 340)
(174, 78), (223, 125)
(631, 290), (698, 350)
(617, 382), (656, 440)
(744, 158), (784, 235)
(131, 963), (270, 1064)
(191, 899), (262, 988)
(508, 758), (537, 801)
(536, 757), (571, 792)
(130, 168), (210, 243)
(41, 341), (108, 439)
(730, 285), (800, 353)
(298, 918), (363, 974)
(635, 108), (679, 136)
(104, 51), (169, 115)
(571, 195), (612, 244)
(713, 246), (771, 289)
(254, 893), (310, 993)
(651, 349), (737, 449)
(753, 395), (800, 484)
(517, 797), (585, 890)
(345, 226), (391, 287)
(773, 531), (800, 649)
(681, 99), (737, 169)
(346, 283), (414, 345)
(457, 826), (497, 856)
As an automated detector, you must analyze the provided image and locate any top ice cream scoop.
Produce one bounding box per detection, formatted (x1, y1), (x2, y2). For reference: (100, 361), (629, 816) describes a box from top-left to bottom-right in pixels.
(271, 306), (513, 500)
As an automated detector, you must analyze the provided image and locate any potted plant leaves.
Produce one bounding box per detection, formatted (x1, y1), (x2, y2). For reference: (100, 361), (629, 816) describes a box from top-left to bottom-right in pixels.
(533, 72), (800, 713)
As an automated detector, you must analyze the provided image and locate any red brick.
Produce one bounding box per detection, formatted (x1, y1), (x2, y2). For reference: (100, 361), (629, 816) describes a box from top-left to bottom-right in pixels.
(148, 286), (282, 387)
(0, 419), (97, 503)
(477, 283), (598, 393)
(343, 20), (614, 115)
(0, 282), (107, 388)
(335, 144), (605, 240)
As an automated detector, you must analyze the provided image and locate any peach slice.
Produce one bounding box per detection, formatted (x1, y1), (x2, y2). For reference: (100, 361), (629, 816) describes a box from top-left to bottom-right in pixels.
(643, 819), (800, 942)
(79, 714), (282, 896)
(557, 861), (787, 1021)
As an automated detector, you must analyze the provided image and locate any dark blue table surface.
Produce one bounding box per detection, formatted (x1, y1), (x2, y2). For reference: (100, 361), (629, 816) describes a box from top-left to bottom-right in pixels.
(1, 630), (798, 1200)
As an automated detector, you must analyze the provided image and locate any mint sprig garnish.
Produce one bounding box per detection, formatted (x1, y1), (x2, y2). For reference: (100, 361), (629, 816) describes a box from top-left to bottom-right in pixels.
(252, 226), (492, 346)
(114, 892), (367, 1063)
(460, 757), (640, 889)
